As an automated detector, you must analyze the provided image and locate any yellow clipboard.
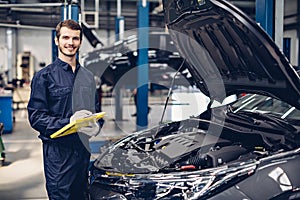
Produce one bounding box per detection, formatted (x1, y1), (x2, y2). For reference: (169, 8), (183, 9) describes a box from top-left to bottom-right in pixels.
(50, 112), (105, 139)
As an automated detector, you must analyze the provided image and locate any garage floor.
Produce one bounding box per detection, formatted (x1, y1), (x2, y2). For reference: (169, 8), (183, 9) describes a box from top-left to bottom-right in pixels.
(0, 93), (198, 200)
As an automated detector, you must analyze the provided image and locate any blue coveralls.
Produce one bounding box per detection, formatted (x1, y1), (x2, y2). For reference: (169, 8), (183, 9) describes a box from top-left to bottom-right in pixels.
(27, 58), (100, 200)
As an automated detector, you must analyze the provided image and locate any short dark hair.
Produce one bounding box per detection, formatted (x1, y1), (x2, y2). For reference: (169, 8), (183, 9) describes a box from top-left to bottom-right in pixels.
(55, 19), (82, 40)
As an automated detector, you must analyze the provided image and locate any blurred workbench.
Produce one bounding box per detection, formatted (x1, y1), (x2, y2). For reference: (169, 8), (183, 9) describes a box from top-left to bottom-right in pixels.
(12, 84), (30, 110)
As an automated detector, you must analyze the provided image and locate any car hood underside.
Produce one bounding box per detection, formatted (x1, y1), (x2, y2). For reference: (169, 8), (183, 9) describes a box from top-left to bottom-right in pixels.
(163, 0), (300, 109)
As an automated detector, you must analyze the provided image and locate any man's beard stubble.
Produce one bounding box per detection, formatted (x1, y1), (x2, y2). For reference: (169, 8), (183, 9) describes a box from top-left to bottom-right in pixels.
(58, 45), (80, 57)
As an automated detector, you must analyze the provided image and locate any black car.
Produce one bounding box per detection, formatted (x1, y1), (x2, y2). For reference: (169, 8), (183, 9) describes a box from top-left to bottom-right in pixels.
(89, 0), (300, 199)
(82, 31), (191, 89)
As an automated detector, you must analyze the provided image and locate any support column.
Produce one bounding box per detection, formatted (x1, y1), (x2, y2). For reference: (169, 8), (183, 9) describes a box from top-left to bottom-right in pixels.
(136, 0), (149, 130)
(274, 0), (284, 49)
(114, 0), (125, 121)
(298, 1), (300, 67)
(255, 0), (274, 38)
(116, 0), (124, 40)
(52, 1), (79, 61)
(6, 28), (17, 82)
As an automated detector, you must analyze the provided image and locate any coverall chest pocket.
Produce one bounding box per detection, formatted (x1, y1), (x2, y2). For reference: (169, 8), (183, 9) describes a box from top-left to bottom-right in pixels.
(49, 87), (71, 100)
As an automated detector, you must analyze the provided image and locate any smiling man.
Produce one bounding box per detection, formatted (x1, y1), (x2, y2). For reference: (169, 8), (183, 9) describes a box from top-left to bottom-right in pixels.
(55, 22), (81, 65)
(27, 19), (101, 200)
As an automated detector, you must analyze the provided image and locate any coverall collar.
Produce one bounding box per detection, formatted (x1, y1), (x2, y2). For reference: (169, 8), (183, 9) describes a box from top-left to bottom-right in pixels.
(56, 58), (81, 72)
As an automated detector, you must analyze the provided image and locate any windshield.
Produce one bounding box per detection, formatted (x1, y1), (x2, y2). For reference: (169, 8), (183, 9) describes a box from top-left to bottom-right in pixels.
(230, 94), (300, 120)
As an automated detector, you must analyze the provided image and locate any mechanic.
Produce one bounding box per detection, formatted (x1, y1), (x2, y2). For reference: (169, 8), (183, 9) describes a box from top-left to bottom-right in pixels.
(131, 87), (151, 117)
(27, 19), (103, 200)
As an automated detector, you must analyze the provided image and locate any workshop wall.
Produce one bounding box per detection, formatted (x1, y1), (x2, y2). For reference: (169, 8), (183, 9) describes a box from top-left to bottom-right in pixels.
(284, 29), (299, 66)
(0, 29), (5, 45)
(0, 28), (113, 82)
(17, 29), (52, 73)
(0, 29), (6, 73)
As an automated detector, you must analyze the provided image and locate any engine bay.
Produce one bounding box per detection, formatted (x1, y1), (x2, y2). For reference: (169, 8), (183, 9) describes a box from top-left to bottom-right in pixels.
(95, 106), (300, 174)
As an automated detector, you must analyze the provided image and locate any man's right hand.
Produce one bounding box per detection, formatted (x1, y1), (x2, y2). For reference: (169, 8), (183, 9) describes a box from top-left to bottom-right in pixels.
(70, 110), (92, 122)
(70, 110), (100, 137)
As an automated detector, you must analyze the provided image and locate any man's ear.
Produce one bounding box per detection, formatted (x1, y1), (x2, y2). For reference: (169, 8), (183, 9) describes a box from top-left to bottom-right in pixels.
(54, 37), (58, 46)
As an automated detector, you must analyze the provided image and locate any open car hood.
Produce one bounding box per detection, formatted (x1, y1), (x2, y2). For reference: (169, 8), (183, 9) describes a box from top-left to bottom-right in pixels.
(163, 0), (300, 109)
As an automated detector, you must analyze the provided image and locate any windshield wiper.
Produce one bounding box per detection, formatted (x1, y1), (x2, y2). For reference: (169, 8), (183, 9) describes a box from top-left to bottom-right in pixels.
(236, 110), (296, 132)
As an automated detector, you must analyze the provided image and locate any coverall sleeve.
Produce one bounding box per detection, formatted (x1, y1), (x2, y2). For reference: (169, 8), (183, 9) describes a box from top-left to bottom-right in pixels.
(27, 72), (69, 137)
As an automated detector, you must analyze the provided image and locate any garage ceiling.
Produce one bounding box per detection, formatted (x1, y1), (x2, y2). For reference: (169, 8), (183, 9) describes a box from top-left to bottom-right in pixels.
(0, 0), (298, 32)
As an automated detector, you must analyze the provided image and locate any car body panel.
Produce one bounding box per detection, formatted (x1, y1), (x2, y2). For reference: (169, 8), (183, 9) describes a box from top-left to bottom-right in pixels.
(209, 152), (300, 200)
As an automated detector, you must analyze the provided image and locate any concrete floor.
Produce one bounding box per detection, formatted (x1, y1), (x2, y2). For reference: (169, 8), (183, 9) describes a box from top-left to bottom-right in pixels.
(0, 109), (47, 200)
(0, 91), (205, 200)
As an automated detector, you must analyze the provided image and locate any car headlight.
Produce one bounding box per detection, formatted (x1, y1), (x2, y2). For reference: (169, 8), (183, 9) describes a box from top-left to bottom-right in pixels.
(92, 160), (257, 199)
(146, 161), (257, 199)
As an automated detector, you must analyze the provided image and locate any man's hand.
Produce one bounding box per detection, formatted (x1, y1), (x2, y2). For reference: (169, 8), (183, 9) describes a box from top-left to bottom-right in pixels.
(70, 110), (100, 137)
(70, 110), (92, 122)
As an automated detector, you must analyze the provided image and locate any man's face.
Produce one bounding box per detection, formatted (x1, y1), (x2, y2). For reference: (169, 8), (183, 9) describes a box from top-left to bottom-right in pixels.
(55, 26), (81, 58)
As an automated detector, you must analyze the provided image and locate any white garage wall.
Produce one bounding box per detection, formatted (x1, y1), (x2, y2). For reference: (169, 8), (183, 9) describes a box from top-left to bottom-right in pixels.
(17, 29), (108, 72)
(0, 29), (5, 45)
(284, 29), (299, 67)
(0, 26), (299, 81)
(0, 29), (7, 73)
(17, 29), (52, 72)
(0, 27), (112, 80)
